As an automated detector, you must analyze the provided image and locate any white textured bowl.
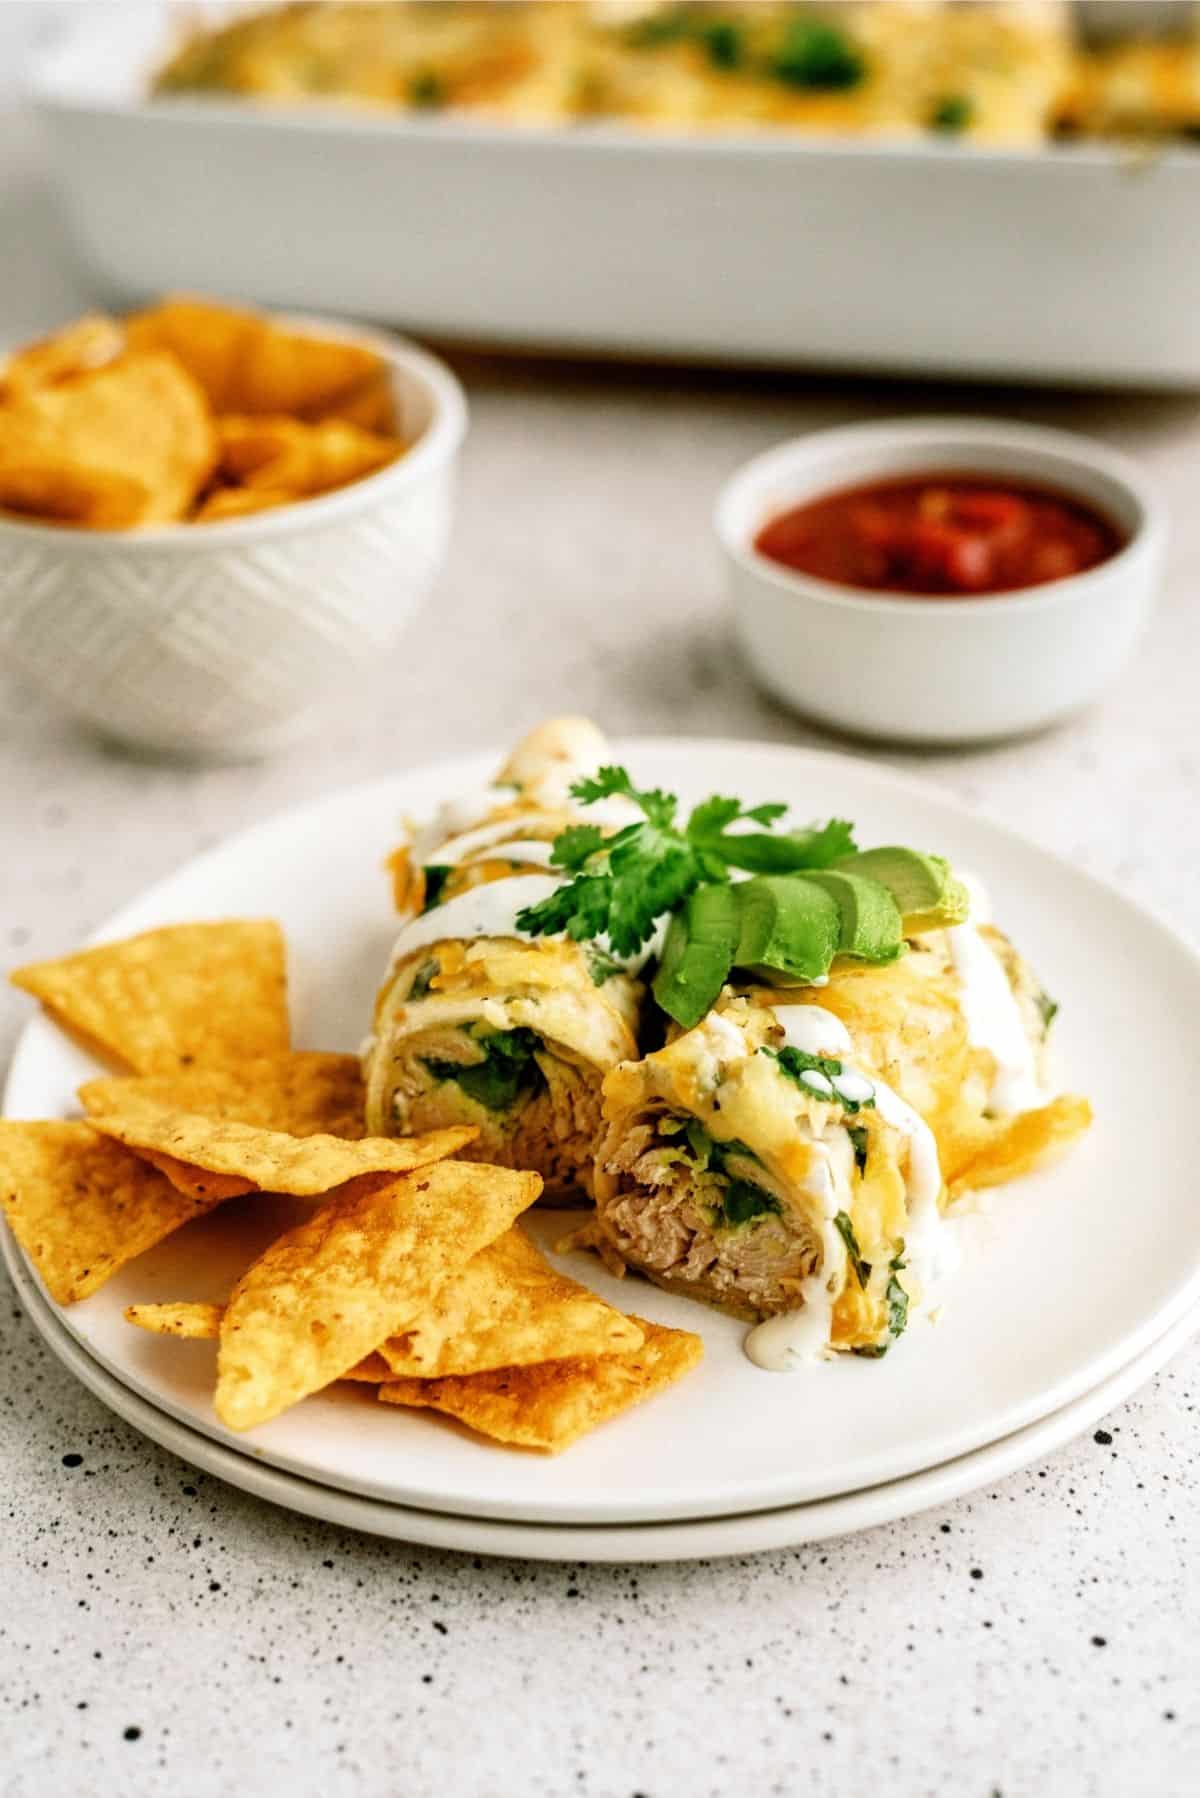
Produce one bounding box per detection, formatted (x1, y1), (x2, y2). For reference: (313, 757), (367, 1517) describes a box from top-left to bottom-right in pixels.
(0, 323), (467, 759)
(718, 417), (1166, 745)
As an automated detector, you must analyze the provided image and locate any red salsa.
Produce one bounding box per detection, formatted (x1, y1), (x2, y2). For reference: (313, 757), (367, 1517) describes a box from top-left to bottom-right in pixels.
(754, 473), (1125, 597)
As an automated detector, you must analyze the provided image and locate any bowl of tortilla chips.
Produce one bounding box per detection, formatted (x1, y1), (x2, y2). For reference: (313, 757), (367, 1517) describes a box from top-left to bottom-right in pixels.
(0, 296), (467, 759)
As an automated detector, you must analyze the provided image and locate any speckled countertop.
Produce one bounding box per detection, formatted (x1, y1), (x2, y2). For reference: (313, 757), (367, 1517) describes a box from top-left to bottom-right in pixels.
(2, 62), (1199, 1798)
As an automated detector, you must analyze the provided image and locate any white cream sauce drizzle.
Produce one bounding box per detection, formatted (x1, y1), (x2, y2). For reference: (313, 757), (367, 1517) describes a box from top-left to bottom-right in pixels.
(386, 875), (561, 976)
(746, 1003), (955, 1370)
(429, 818), (554, 867)
(745, 1135), (851, 1371)
(945, 874), (1045, 1115)
(385, 869), (655, 980)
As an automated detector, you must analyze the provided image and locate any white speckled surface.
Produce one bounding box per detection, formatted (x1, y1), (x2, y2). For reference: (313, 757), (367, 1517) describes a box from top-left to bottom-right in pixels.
(1, 59), (1198, 1796)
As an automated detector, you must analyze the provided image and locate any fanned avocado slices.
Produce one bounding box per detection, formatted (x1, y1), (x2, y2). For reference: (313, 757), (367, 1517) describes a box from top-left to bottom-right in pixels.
(653, 884), (741, 1032)
(802, 869), (904, 963)
(833, 847), (970, 933)
(733, 876), (842, 984)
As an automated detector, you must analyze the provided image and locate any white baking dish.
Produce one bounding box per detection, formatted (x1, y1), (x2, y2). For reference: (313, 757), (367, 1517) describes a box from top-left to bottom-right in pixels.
(29, 3), (1200, 387)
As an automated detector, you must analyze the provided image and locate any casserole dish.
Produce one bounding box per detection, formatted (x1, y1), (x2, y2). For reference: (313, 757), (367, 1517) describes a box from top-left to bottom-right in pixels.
(30, 4), (1200, 387)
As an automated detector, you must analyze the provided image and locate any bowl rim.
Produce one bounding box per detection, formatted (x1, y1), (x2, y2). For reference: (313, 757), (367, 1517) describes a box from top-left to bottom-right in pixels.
(714, 415), (1168, 620)
(0, 318), (468, 551)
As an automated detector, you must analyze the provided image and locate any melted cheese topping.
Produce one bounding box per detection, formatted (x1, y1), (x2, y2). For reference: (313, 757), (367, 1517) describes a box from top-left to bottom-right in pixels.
(750, 1001), (954, 1363)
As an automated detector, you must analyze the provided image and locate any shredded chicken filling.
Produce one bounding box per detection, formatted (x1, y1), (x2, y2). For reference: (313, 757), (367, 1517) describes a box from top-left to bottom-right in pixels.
(596, 1110), (821, 1318)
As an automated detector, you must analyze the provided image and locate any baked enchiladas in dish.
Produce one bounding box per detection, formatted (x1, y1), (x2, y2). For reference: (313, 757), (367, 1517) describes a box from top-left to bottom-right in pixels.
(366, 716), (1090, 1369)
(155, 2), (1200, 149)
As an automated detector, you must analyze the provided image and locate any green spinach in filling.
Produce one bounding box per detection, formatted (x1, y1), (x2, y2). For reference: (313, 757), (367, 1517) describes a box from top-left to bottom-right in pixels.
(666, 1118), (781, 1232)
(423, 1028), (545, 1113)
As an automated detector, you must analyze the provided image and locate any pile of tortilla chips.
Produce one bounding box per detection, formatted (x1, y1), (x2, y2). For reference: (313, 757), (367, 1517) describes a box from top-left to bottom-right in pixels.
(0, 296), (406, 531)
(2, 920), (701, 1452)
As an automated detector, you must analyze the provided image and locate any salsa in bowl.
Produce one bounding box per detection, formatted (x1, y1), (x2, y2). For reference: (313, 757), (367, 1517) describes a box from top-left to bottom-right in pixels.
(718, 417), (1164, 745)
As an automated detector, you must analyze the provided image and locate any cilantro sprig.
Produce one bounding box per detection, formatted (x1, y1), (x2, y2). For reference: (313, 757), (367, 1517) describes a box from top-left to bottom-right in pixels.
(515, 765), (855, 960)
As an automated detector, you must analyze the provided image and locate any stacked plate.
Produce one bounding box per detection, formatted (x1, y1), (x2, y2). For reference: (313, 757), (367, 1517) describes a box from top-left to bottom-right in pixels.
(5, 742), (1199, 1562)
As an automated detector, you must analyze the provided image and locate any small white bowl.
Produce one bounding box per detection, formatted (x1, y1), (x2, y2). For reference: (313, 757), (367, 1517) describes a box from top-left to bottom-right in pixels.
(717, 417), (1166, 745)
(0, 322), (467, 759)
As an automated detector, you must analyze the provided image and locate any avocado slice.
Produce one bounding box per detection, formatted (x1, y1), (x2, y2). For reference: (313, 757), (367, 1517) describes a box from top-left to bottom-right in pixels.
(733, 876), (841, 983)
(803, 869), (904, 963)
(834, 847), (970, 934)
(653, 882), (740, 1030)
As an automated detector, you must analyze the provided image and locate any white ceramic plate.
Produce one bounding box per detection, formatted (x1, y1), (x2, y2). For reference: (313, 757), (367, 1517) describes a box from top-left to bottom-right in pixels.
(5, 1220), (1194, 1563)
(6, 741), (1200, 1525)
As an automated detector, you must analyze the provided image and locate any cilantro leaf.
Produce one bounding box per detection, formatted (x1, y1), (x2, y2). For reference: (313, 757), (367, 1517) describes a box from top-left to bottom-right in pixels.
(694, 816), (858, 875)
(550, 824), (605, 872)
(571, 766), (677, 830)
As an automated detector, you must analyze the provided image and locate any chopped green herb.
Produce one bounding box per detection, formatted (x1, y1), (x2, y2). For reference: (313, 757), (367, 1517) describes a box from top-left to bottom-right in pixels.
(929, 93), (973, 134)
(1036, 986), (1059, 1033)
(769, 21), (864, 91)
(763, 1046), (876, 1114)
(409, 70), (445, 108)
(701, 21), (743, 70)
(421, 865), (452, 913)
(847, 1123), (869, 1175)
(408, 958), (438, 1000)
(423, 1028), (544, 1113)
(834, 1210), (871, 1289)
(855, 1245), (910, 1358)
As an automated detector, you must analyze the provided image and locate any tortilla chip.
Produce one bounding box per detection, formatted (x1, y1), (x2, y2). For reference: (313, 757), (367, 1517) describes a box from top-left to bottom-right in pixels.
(319, 366), (395, 433)
(128, 1148), (256, 1205)
(216, 414), (400, 498)
(126, 295), (386, 420)
(379, 1317), (704, 1453)
(340, 1353), (393, 1384)
(126, 1300), (222, 1339)
(79, 1053), (366, 1139)
(125, 1302), (389, 1383)
(85, 1093), (474, 1196)
(380, 1227), (644, 1378)
(215, 1160), (541, 1429)
(1, 315), (125, 396)
(192, 485), (295, 523)
(12, 920), (289, 1075)
(948, 1094), (1093, 1198)
(0, 350), (216, 528)
(0, 1122), (203, 1304)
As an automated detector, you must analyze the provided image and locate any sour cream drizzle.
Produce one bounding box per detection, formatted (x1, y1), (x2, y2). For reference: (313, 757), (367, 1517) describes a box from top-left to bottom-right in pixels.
(746, 1003), (954, 1370)
(745, 1134), (850, 1370)
(945, 875), (1045, 1115)
(386, 875), (562, 976)
(430, 819), (558, 868)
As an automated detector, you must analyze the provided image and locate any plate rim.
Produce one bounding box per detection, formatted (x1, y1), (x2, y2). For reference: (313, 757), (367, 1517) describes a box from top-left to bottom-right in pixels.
(6, 735), (1200, 1523)
(5, 1213), (1195, 1563)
